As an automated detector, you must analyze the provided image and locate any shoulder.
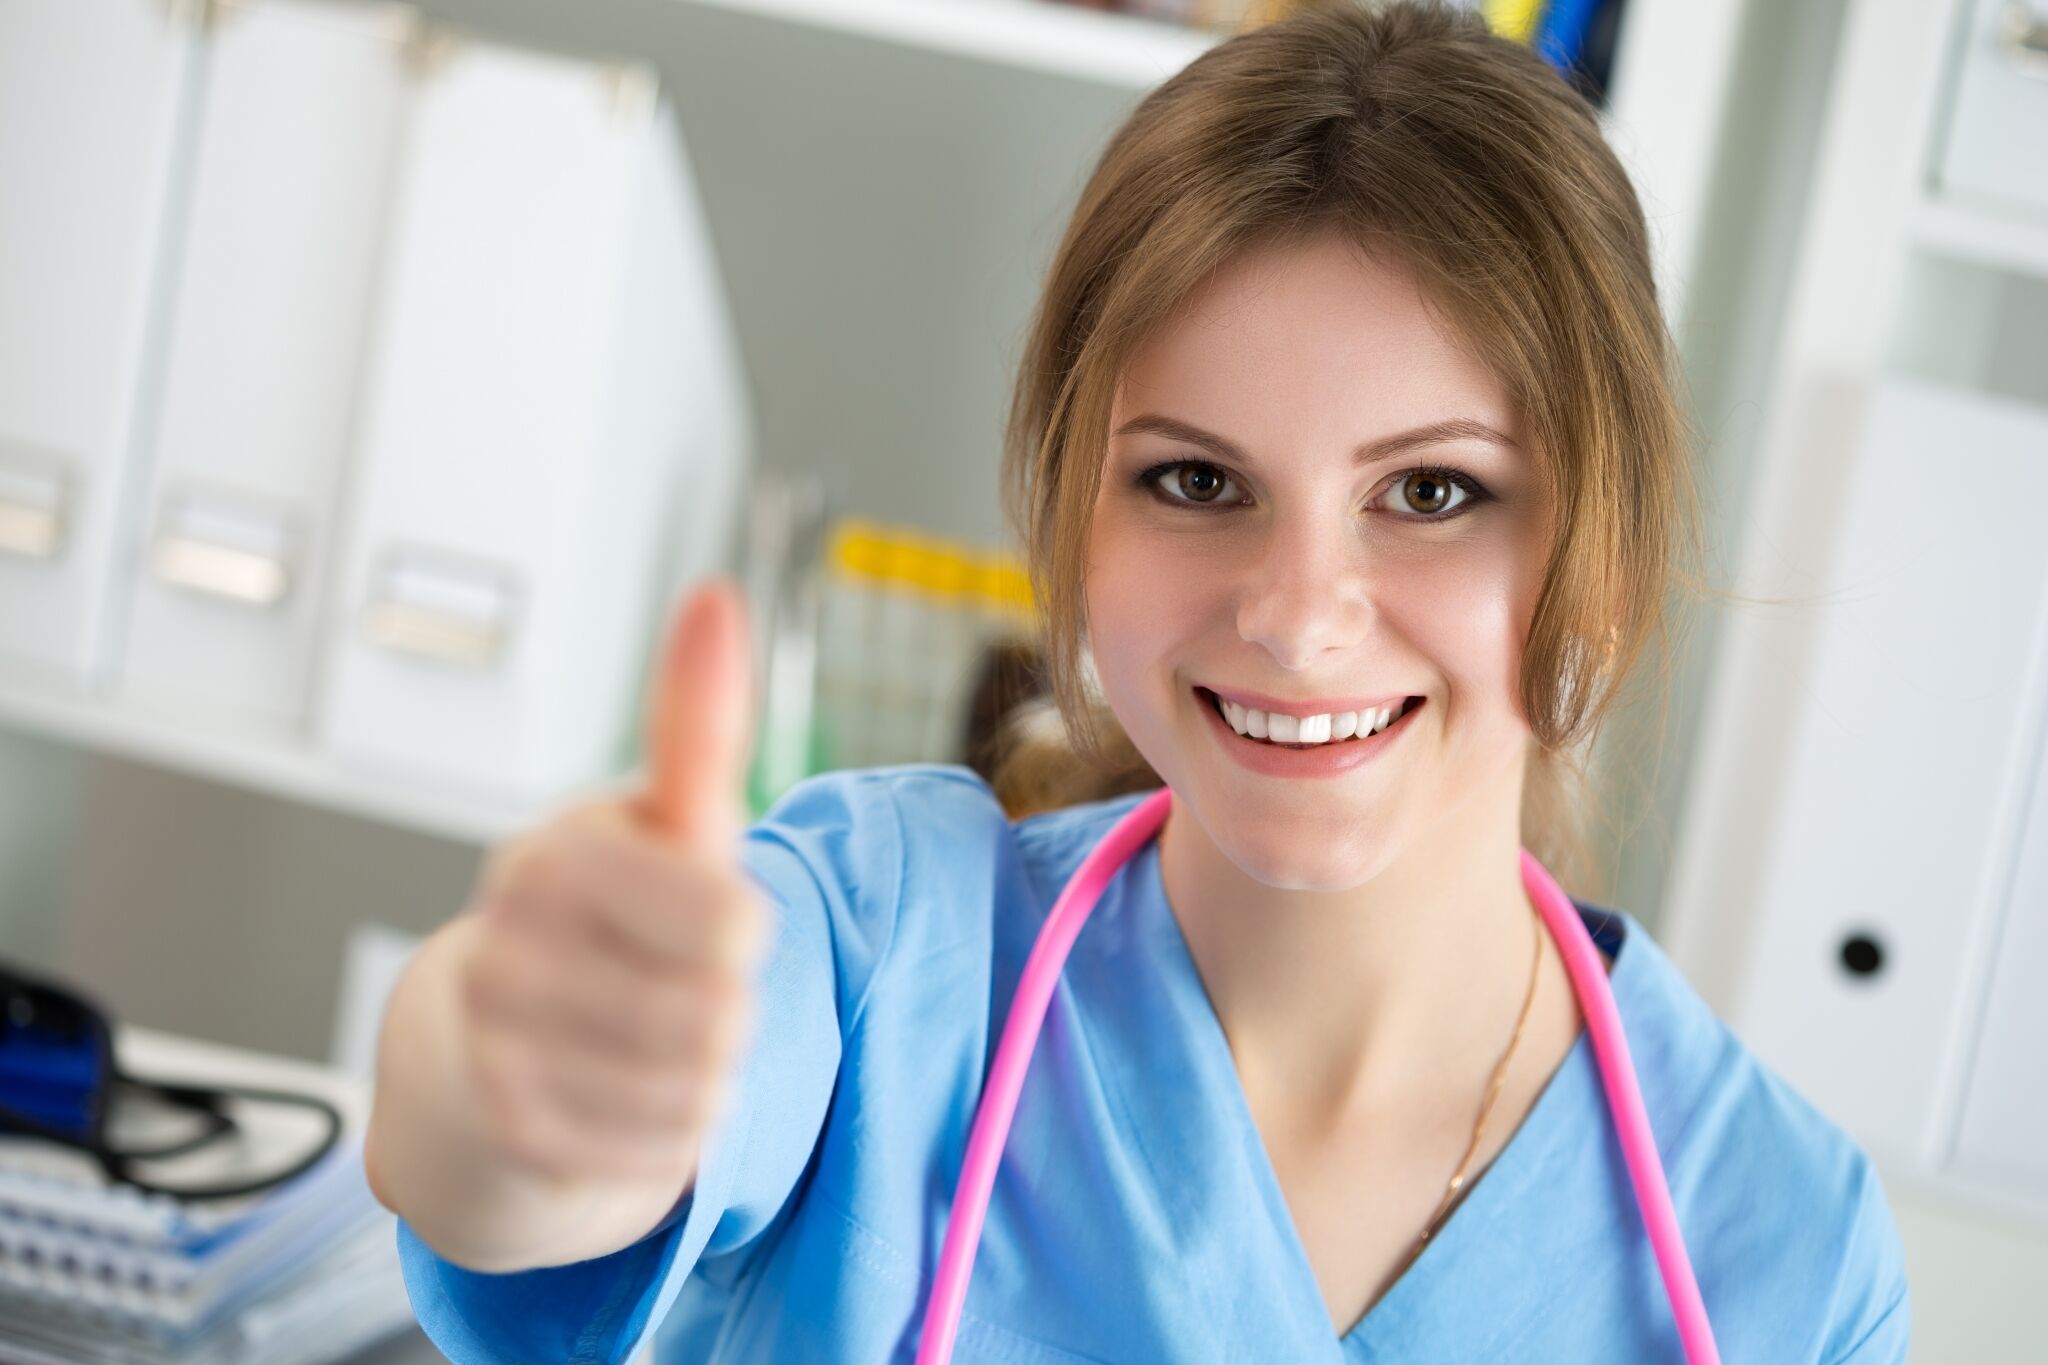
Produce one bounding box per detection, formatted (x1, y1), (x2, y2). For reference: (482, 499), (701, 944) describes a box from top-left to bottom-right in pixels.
(738, 764), (1037, 982)
(746, 762), (1149, 900)
(739, 764), (1157, 988)
(1597, 908), (1912, 1363)
(751, 761), (1009, 833)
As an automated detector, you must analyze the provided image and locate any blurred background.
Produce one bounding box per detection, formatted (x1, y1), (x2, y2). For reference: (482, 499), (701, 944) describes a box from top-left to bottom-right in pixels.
(0, 0), (2044, 1359)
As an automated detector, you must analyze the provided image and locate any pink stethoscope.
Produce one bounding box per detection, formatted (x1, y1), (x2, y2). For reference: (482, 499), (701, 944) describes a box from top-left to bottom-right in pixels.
(911, 786), (1721, 1365)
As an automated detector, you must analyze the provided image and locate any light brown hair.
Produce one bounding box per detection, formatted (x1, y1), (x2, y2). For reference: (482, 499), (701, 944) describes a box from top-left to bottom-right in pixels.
(991, 0), (1704, 895)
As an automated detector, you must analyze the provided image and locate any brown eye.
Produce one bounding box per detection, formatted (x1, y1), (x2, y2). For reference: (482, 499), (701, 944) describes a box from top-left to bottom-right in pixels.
(1381, 467), (1484, 519)
(1402, 471), (1453, 514)
(1142, 461), (1239, 506)
(1171, 464), (1228, 503)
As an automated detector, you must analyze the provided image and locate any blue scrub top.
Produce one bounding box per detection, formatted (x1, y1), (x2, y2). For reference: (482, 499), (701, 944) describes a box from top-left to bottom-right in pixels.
(397, 764), (1911, 1363)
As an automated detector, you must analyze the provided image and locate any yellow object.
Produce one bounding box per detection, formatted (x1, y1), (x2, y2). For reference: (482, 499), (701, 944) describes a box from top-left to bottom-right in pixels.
(825, 517), (1035, 620)
(1481, 0), (1545, 44)
(827, 519), (894, 582)
(975, 554), (1035, 614)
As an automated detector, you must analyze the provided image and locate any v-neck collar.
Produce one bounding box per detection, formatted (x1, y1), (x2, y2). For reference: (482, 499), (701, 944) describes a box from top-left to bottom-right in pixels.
(1055, 802), (1636, 1359)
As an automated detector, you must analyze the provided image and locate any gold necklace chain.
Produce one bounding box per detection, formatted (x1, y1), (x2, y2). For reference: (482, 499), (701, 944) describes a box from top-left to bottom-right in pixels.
(1405, 904), (1545, 1268)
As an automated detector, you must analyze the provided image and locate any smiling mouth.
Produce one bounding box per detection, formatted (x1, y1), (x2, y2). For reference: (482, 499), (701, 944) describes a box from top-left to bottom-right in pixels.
(1196, 687), (1424, 748)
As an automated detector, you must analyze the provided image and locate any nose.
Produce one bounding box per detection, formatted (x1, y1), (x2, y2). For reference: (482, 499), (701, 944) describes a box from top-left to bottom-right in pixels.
(1233, 515), (1373, 671)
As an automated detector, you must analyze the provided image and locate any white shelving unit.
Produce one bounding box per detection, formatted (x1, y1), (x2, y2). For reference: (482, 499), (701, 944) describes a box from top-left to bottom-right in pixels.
(0, 0), (1743, 1075)
(0, 664), (551, 845)
(1912, 190), (2048, 283)
(667, 0), (1219, 84)
(1656, 0), (2048, 1354)
(0, 0), (1728, 851)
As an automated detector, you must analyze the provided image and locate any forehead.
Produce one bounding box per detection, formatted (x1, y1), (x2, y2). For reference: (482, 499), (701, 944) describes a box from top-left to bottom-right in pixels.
(1112, 232), (1517, 445)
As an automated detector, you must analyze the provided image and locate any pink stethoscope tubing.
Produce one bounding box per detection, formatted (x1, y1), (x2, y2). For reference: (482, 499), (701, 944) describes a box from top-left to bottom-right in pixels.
(911, 786), (1720, 1365)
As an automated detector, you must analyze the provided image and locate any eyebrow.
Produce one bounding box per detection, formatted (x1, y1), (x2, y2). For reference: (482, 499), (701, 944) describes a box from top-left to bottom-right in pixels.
(1110, 413), (1518, 465)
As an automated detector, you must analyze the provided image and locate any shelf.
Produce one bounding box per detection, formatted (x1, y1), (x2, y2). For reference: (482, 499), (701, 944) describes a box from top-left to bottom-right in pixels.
(671, 0), (1221, 87)
(0, 666), (558, 847)
(1911, 192), (2048, 284)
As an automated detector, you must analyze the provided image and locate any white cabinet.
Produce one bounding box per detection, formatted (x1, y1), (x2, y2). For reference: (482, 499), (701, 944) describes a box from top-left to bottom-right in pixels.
(1725, 378), (2048, 1185)
(0, 0), (198, 685)
(119, 0), (412, 726)
(1662, 0), (2048, 1228)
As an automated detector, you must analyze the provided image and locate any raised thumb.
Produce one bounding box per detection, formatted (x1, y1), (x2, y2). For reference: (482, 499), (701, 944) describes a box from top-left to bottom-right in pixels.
(641, 577), (754, 849)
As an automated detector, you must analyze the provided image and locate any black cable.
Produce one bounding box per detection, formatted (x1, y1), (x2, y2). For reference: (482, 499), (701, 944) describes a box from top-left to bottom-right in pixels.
(102, 1071), (347, 1201)
(0, 1072), (345, 1202)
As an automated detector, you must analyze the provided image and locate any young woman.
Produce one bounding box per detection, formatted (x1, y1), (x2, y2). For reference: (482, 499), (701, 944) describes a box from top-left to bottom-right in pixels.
(366, 3), (1910, 1360)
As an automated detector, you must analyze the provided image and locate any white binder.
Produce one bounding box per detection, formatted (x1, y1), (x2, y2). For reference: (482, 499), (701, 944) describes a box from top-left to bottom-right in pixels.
(0, 0), (199, 686)
(316, 31), (752, 795)
(117, 0), (413, 728)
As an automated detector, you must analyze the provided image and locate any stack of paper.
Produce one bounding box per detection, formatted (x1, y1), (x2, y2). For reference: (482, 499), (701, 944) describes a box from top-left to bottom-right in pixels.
(0, 1119), (412, 1364)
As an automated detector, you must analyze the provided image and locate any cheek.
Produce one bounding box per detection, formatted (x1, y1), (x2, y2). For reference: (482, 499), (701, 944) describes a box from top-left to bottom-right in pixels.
(1084, 516), (1202, 738)
(1082, 520), (1142, 677)
(1381, 540), (1533, 720)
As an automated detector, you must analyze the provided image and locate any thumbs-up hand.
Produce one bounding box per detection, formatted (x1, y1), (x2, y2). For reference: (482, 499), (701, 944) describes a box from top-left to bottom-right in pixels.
(451, 578), (771, 1188)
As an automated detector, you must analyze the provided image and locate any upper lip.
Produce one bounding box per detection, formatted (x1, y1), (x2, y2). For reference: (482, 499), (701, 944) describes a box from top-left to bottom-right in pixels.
(1196, 684), (1418, 718)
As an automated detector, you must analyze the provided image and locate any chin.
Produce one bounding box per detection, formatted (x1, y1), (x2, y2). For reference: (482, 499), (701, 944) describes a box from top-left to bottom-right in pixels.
(1214, 827), (1387, 894)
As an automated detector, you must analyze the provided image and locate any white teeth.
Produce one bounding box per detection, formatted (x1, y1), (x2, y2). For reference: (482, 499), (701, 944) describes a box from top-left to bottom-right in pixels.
(1213, 693), (1411, 746)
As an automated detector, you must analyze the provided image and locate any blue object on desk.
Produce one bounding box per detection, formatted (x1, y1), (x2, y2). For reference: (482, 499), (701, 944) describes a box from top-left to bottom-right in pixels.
(0, 957), (345, 1200)
(0, 962), (111, 1143)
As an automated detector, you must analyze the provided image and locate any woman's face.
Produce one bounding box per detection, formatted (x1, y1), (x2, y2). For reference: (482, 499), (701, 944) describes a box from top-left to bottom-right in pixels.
(1085, 231), (1555, 891)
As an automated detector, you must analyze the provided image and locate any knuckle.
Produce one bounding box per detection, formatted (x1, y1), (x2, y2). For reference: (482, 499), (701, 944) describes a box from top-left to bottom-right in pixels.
(669, 983), (727, 1066)
(471, 1055), (533, 1152)
(459, 952), (508, 1024)
(593, 1130), (682, 1182)
(513, 841), (577, 904)
(485, 830), (555, 896)
(552, 810), (616, 870)
(498, 1112), (566, 1177)
(462, 942), (535, 1026)
(626, 1067), (696, 1128)
(467, 1028), (522, 1106)
(615, 981), (690, 1050)
(561, 808), (652, 879)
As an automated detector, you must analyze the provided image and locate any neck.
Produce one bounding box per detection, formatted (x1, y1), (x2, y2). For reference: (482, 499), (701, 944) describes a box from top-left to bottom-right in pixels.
(1157, 754), (1550, 1127)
